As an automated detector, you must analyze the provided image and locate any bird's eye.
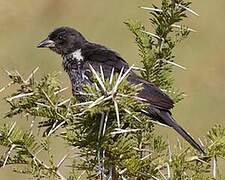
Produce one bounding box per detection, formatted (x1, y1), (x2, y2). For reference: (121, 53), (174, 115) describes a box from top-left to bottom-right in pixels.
(58, 35), (63, 40)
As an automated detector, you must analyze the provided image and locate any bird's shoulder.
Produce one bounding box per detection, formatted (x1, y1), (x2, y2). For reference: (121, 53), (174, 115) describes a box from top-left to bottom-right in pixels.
(81, 42), (129, 70)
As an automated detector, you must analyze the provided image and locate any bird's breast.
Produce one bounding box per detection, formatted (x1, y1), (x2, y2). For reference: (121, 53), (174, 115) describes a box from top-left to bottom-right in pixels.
(62, 55), (91, 98)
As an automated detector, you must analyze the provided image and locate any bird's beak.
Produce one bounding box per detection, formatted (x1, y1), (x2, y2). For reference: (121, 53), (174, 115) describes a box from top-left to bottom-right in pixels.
(37, 38), (55, 48)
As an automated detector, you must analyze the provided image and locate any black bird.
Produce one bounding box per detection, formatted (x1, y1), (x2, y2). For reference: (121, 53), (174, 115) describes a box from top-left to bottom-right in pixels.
(37, 26), (204, 153)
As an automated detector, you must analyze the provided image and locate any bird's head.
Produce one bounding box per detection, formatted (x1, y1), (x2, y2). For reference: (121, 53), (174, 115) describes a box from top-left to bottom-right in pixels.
(37, 27), (87, 55)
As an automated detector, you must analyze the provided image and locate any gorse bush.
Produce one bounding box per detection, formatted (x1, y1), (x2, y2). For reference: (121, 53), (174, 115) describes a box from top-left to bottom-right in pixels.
(0, 0), (225, 179)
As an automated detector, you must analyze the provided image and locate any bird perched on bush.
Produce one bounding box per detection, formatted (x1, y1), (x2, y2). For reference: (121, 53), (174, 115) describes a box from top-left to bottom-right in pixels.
(37, 26), (204, 153)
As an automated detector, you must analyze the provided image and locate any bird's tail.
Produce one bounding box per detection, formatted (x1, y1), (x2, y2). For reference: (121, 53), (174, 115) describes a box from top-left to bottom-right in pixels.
(157, 111), (205, 154)
(143, 107), (205, 154)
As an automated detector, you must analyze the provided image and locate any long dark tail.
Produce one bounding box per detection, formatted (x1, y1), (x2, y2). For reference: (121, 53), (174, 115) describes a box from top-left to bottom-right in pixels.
(113, 107), (205, 153)
(157, 110), (205, 154)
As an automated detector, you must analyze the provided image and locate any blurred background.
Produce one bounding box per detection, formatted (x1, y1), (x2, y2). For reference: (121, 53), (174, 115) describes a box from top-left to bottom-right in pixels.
(0, 0), (225, 179)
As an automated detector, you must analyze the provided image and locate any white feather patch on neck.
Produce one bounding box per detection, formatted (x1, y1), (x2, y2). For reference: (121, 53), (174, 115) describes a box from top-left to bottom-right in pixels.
(72, 49), (83, 62)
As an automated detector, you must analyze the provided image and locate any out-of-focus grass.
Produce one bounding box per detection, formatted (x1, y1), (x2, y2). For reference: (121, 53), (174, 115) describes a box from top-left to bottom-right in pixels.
(0, 0), (225, 179)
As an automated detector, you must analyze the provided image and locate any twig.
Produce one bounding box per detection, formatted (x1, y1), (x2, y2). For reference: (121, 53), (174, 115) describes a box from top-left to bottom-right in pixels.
(177, 3), (199, 16)
(212, 156), (217, 179)
(6, 92), (34, 102)
(140, 6), (162, 12)
(25, 66), (39, 83)
(3, 144), (17, 167)
(77, 170), (86, 180)
(141, 30), (162, 40)
(89, 64), (106, 92)
(113, 99), (120, 128)
(57, 154), (69, 169)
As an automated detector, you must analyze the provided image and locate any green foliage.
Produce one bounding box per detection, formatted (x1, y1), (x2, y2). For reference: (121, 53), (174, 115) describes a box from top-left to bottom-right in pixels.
(125, 0), (195, 103)
(0, 122), (64, 179)
(0, 0), (225, 179)
(207, 124), (225, 157)
(1, 69), (225, 179)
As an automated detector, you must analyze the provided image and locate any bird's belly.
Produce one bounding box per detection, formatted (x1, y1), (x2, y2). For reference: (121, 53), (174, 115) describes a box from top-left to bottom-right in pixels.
(67, 69), (91, 101)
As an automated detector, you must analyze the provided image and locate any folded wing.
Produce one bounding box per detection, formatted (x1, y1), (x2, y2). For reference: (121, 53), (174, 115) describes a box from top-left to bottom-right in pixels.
(82, 43), (174, 110)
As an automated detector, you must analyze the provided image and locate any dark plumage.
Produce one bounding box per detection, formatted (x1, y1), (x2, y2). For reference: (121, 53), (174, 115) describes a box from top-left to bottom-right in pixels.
(37, 26), (204, 153)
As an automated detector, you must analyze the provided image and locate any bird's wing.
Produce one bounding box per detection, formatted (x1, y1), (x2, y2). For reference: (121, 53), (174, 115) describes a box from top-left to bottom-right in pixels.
(82, 43), (174, 110)
(129, 75), (174, 110)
